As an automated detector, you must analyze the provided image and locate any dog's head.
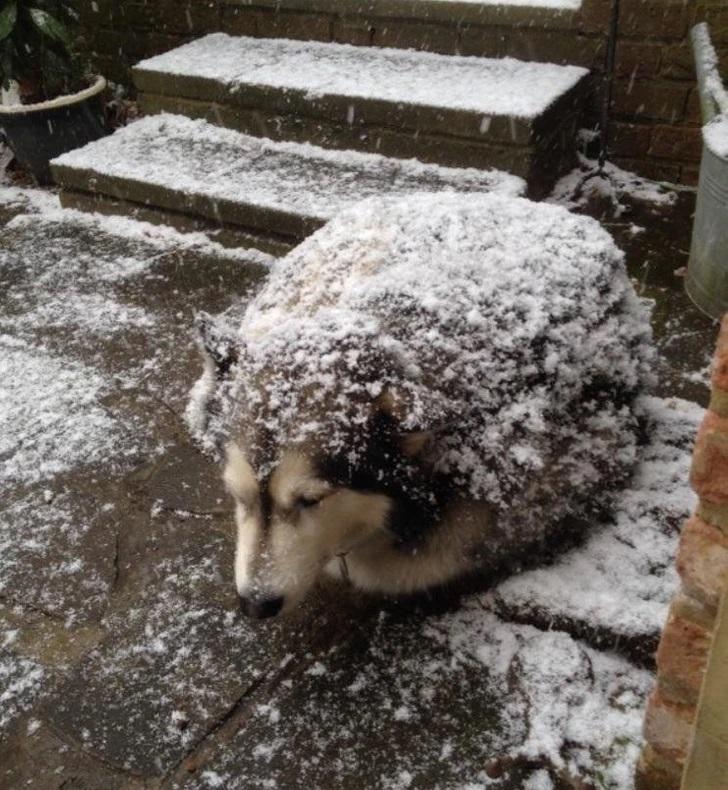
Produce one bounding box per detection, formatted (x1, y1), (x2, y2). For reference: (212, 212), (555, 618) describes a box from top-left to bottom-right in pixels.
(223, 443), (393, 617)
(194, 313), (442, 618)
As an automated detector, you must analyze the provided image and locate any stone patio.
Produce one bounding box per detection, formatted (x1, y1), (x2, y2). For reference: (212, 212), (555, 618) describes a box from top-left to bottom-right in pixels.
(0, 179), (717, 790)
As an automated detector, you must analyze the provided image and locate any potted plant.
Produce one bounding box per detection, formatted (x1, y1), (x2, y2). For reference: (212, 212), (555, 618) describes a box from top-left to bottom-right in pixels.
(0, 0), (107, 184)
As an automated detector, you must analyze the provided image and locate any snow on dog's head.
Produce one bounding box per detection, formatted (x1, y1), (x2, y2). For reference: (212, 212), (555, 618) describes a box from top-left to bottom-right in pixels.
(187, 193), (654, 617)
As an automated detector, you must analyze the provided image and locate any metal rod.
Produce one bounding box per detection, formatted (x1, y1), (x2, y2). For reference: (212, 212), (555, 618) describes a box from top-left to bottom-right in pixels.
(599, 0), (621, 171)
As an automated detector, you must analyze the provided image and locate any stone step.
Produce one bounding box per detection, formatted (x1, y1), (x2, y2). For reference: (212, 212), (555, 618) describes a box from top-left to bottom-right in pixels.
(133, 34), (590, 198)
(220, 0), (605, 69)
(51, 113), (524, 256)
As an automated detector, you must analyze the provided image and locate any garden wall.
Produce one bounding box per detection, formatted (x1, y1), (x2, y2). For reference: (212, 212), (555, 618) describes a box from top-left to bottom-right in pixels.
(78, 0), (727, 186)
(637, 316), (728, 789)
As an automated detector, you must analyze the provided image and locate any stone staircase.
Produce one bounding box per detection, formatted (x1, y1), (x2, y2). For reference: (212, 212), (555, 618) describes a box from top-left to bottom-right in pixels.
(54, 0), (597, 253)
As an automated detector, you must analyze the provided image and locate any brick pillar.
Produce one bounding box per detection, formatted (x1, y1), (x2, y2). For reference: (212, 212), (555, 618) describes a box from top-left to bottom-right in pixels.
(637, 316), (728, 789)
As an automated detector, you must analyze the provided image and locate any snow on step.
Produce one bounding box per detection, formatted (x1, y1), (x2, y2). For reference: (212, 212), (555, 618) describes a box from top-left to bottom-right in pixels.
(135, 34), (588, 122)
(429, 0), (580, 6)
(51, 114), (524, 243)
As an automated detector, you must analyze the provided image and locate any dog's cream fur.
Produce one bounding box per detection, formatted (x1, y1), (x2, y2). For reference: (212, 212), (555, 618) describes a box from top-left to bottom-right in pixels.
(224, 442), (498, 613)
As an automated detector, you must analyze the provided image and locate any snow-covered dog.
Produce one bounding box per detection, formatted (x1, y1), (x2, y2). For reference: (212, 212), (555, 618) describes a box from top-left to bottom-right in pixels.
(187, 193), (653, 619)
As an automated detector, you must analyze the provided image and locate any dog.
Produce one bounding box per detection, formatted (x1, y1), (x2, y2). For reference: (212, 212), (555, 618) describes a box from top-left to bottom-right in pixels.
(187, 193), (654, 619)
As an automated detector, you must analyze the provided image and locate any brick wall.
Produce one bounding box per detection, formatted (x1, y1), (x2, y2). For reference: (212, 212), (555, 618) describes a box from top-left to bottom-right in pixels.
(78, 0), (727, 186)
(637, 316), (728, 789)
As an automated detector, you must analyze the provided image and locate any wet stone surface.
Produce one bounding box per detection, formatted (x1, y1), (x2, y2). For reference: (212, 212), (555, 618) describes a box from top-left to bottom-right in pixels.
(0, 183), (717, 790)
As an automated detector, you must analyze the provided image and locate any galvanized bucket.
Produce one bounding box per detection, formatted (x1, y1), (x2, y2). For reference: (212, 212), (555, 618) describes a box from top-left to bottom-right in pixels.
(686, 23), (728, 319)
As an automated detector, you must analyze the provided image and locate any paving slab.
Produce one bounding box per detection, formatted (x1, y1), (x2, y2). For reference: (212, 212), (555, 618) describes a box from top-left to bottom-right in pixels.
(172, 602), (651, 790)
(43, 521), (345, 777)
(52, 114), (524, 249)
(0, 180), (718, 789)
(0, 204), (271, 768)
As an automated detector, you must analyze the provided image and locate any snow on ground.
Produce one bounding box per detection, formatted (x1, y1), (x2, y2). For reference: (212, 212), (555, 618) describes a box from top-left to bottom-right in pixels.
(0, 336), (130, 486)
(549, 153), (678, 217)
(0, 182), (60, 213)
(492, 395), (703, 647)
(0, 629), (45, 732)
(0, 186), (705, 788)
(0, 196), (270, 742)
(0, 490), (116, 622)
(426, 608), (653, 789)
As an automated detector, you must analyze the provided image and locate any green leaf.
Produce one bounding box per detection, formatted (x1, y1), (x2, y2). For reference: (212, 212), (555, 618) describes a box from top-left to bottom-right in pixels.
(26, 7), (71, 48)
(0, 2), (18, 43)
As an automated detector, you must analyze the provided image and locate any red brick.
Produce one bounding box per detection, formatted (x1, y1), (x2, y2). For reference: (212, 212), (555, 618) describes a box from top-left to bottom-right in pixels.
(609, 121), (654, 158)
(680, 165), (701, 188)
(612, 80), (689, 123)
(221, 7), (258, 37)
(618, 0), (692, 39)
(615, 41), (662, 79)
(695, 5), (728, 44)
(578, 0), (613, 34)
(656, 607), (712, 705)
(677, 516), (728, 610)
(332, 17), (375, 47)
(373, 20), (459, 54)
(649, 126), (703, 163)
(252, 10), (332, 42)
(712, 316), (728, 391)
(690, 412), (728, 503)
(643, 688), (695, 762)
(635, 744), (683, 790)
(685, 88), (706, 126)
(660, 42), (697, 81)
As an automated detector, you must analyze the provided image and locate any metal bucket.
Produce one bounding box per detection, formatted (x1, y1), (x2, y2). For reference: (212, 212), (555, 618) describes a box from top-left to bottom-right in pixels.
(686, 140), (728, 319)
(686, 24), (728, 319)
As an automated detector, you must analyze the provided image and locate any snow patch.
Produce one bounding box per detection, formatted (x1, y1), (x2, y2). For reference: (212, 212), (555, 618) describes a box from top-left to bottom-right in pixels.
(549, 154), (678, 216)
(492, 395), (704, 640)
(0, 336), (131, 485)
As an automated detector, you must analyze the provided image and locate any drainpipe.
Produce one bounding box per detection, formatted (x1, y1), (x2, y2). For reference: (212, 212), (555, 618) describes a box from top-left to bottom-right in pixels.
(599, 0), (621, 171)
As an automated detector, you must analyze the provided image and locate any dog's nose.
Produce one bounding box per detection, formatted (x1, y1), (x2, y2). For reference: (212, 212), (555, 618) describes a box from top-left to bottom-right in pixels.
(238, 594), (284, 619)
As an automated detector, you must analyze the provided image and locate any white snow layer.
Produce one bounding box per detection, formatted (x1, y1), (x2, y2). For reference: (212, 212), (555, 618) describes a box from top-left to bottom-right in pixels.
(493, 395), (703, 638)
(0, 634), (45, 732)
(426, 0), (580, 7)
(549, 153), (677, 213)
(52, 114), (524, 222)
(0, 335), (126, 485)
(704, 114), (728, 158)
(135, 34), (588, 120)
(192, 192), (654, 539)
(426, 607), (654, 788)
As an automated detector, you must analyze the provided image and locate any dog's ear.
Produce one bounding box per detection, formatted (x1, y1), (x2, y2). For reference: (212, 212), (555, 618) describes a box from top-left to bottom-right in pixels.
(194, 312), (239, 380)
(371, 385), (408, 422)
(400, 430), (435, 458)
(371, 386), (437, 459)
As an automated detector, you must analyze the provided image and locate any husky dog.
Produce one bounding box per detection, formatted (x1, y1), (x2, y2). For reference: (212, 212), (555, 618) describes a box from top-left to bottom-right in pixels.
(187, 193), (654, 619)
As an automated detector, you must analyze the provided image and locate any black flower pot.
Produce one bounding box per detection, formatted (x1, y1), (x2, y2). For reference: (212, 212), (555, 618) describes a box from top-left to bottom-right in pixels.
(0, 76), (108, 185)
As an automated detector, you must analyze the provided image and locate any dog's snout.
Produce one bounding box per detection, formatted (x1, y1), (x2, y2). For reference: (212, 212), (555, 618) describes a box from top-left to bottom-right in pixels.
(238, 594), (284, 619)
